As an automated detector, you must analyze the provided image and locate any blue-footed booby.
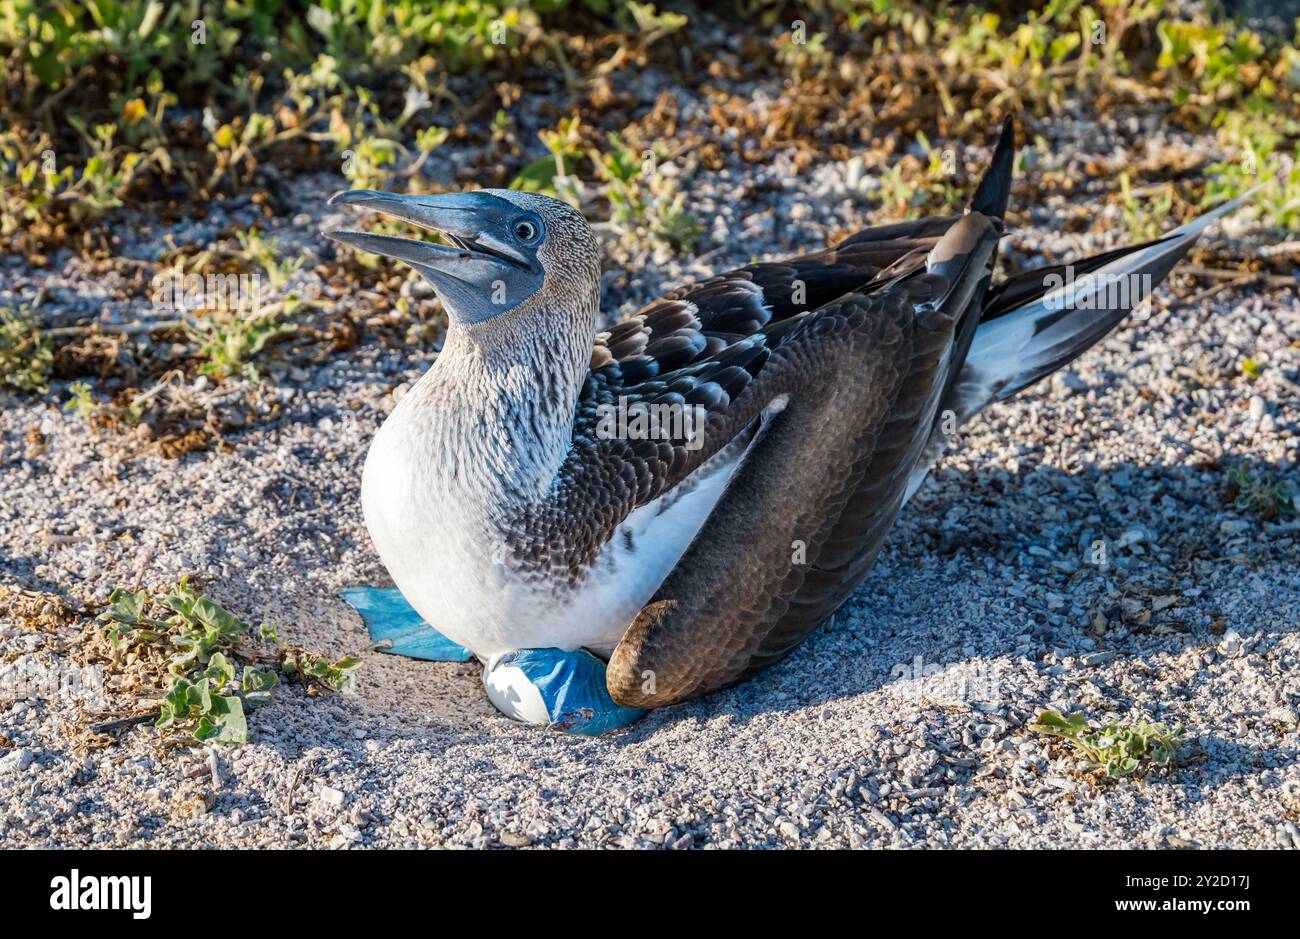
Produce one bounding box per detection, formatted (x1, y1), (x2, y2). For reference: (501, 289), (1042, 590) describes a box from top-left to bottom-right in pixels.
(326, 118), (1257, 722)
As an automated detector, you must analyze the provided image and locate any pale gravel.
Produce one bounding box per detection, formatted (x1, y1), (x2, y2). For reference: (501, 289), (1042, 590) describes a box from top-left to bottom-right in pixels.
(1, 51), (1298, 849)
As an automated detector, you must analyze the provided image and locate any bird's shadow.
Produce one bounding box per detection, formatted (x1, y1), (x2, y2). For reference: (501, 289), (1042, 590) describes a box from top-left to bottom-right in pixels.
(601, 456), (1298, 769)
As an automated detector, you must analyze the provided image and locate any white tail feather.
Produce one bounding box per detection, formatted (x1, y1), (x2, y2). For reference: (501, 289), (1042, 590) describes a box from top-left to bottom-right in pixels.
(903, 184), (1266, 504)
(966, 184), (1264, 406)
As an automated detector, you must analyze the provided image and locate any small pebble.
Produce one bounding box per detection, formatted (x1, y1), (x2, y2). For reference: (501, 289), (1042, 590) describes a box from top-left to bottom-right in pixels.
(319, 786), (346, 808)
(0, 748), (34, 775)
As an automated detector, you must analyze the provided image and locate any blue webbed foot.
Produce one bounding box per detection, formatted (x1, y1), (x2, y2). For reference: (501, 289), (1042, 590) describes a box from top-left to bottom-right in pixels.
(340, 586), (473, 662)
(485, 649), (645, 735)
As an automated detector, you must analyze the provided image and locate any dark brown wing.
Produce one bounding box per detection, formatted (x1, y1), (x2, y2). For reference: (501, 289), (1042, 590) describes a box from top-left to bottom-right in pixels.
(525, 270), (941, 585)
(605, 214), (1002, 707)
(517, 216), (965, 581)
(587, 216), (960, 382)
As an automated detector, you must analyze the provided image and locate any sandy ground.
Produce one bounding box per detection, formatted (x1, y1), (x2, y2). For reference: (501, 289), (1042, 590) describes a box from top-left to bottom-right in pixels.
(2, 92), (1298, 848)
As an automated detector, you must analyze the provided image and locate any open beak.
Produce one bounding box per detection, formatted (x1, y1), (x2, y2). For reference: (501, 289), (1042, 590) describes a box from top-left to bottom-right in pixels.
(324, 189), (545, 326)
(323, 189), (533, 277)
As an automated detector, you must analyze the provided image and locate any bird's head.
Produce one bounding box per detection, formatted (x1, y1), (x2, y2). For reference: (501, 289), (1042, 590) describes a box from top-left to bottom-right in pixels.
(324, 188), (600, 328)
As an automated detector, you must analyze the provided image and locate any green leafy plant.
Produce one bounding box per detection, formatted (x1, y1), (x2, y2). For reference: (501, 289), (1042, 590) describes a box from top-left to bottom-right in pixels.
(1156, 17), (1268, 108)
(62, 381), (99, 420)
(155, 654), (251, 744)
(0, 0), (682, 249)
(1031, 709), (1184, 778)
(101, 579), (243, 669)
(188, 306), (295, 382)
(590, 132), (701, 252)
(0, 307), (52, 391)
(0, 130), (61, 236)
(622, 0), (687, 41)
(510, 115), (585, 196)
(99, 580), (257, 742)
(775, 28), (831, 80)
(282, 650), (361, 692)
(234, 227), (303, 290)
(65, 118), (147, 220)
(5, 0), (1296, 254)
(1203, 121), (1300, 233)
(0, 117), (153, 238)
(97, 578), (358, 743)
(878, 132), (967, 220)
(263, 624), (360, 694)
(1119, 172), (1174, 241)
(1226, 463), (1295, 519)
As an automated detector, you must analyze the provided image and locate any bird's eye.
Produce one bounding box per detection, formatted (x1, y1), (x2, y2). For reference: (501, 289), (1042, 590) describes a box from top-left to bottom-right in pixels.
(513, 219), (540, 242)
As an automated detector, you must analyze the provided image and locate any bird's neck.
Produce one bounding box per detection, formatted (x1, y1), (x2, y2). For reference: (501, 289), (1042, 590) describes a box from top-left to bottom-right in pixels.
(402, 301), (596, 506)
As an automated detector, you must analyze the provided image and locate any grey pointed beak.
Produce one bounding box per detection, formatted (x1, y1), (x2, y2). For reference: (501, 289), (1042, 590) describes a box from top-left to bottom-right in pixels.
(323, 189), (532, 272)
(323, 188), (546, 326)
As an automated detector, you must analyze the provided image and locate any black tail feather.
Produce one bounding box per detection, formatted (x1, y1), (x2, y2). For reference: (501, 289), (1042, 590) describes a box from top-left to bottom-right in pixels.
(980, 236), (1177, 322)
(968, 116), (1016, 220)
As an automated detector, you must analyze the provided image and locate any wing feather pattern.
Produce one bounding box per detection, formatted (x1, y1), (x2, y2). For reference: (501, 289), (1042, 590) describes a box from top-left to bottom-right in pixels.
(586, 215), (962, 381)
(605, 215), (1001, 706)
(527, 217), (966, 581)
